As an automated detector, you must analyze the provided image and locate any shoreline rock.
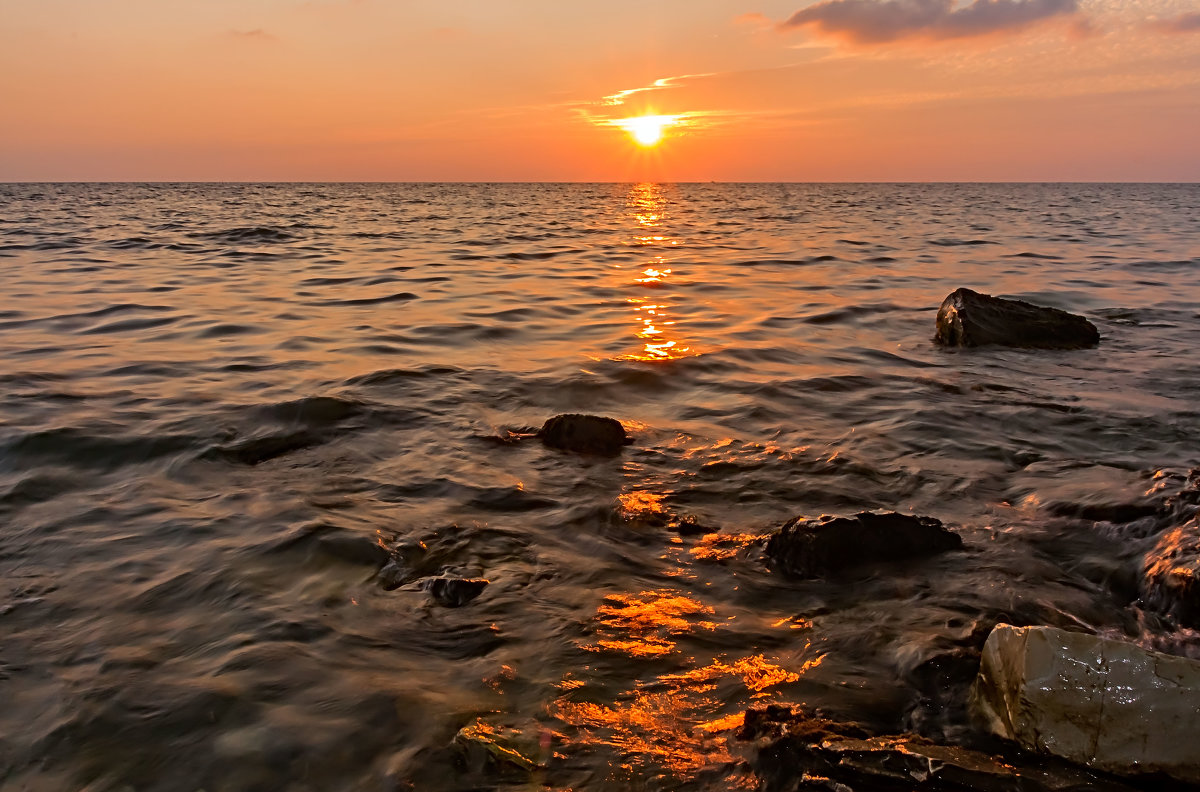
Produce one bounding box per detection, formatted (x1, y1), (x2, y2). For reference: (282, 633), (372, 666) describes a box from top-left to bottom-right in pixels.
(739, 705), (1137, 792)
(765, 511), (962, 579)
(935, 288), (1100, 349)
(1142, 518), (1200, 628)
(971, 624), (1200, 784)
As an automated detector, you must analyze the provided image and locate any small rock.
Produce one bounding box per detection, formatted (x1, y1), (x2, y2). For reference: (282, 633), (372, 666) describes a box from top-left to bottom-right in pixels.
(935, 288), (1099, 349)
(537, 414), (627, 456)
(1142, 518), (1200, 628)
(765, 512), (962, 579)
(377, 539), (428, 591)
(424, 577), (489, 607)
(972, 623), (1200, 784)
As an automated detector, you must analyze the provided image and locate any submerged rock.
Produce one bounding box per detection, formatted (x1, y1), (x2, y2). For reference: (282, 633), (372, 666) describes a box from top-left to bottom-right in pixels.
(765, 512), (962, 579)
(1143, 518), (1200, 628)
(424, 576), (489, 607)
(740, 705), (1135, 792)
(971, 623), (1200, 783)
(935, 288), (1099, 349)
(537, 414), (627, 456)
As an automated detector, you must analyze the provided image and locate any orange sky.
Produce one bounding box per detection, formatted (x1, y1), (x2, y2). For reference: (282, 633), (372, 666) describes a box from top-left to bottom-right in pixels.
(2, 0), (1198, 181)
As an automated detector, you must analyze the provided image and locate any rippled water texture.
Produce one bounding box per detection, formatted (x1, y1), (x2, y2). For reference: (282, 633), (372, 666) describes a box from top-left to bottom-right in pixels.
(2, 183), (1200, 790)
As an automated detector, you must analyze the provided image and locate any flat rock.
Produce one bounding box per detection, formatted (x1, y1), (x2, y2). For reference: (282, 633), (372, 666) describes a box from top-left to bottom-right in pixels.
(740, 705), (1135, 792)
(765, 511), (962, 579)
(1143, 518), (1200, 628)
(935, 288), (1099, 349)
(971, 623), (1200, 784)
(537, 414), (627, 456)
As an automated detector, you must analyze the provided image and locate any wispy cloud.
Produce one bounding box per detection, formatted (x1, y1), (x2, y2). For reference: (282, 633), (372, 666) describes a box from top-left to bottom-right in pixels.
(1151, 11), (1200, 33)
(780, 0), (1082, 44)
(602, 74), (715, 107)
(229, 28), (276, 41)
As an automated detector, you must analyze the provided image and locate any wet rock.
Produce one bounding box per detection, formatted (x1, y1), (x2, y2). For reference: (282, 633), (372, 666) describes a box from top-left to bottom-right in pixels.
(537, 413), (627, 456)
(935, 288), (1100, 349)
(741, 705), (1135, 792)
(424, 577), (489, 607)
(454, 719), (540, 774)
(972, 623), (1200, 783)
(765, 512), (962, 579)
(376, 539), (428, 591)
(1143, 518), (1200, 628)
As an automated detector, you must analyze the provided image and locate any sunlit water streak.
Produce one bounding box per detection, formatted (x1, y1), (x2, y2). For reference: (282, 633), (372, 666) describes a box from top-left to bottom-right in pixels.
(1, 182), (1199, 790)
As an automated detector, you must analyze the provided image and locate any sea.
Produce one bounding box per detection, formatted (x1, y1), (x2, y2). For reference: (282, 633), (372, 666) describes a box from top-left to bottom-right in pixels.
(1, 182), (1199, 791)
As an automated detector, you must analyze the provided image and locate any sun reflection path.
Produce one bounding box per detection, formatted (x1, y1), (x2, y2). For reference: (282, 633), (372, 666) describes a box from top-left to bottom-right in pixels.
(553, 587), (819, 782)
(616, 184), (698, 362)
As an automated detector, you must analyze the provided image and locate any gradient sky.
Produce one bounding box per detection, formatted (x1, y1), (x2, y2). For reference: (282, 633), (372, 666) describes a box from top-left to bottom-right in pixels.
(2, 0), (1199, 181)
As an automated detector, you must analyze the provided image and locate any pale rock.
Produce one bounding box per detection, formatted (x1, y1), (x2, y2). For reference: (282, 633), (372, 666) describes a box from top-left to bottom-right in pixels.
(972, 623), (1200, 783)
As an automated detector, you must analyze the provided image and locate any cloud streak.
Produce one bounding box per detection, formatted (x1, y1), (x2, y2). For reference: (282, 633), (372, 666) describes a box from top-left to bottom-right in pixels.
(781, 0), (1081, 44)
(1152, 11), (1200, 33)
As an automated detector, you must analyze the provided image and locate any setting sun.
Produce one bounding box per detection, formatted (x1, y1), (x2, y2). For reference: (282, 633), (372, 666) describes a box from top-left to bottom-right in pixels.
(615, 115), (678, 147)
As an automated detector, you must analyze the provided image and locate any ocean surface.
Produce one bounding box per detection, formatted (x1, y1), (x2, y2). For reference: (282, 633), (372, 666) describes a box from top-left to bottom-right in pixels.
(1, 182), (1199, 791)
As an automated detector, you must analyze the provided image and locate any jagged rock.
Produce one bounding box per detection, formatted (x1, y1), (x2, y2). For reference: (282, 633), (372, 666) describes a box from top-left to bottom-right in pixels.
(424, 577), (489, 607)
(537, 414), (627, 456)
(740, 705), (1135, 792)
(972, 623), (1200, 784)
(935, 288), (1099, 349)
(1143, 518), (1200, 628)
(765, 512), (962, 579)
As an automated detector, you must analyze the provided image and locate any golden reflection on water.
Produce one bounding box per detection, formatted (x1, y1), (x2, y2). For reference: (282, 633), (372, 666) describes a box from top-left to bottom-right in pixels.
(554, 585), (814, 781)
(617, 184), (696, 362)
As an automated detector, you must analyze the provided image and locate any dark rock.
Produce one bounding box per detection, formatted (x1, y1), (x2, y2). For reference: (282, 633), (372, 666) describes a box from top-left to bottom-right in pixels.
(376, 539), (428, 591)
(740, 706), (1138, 792)
(935, 288), (1099, 350)
(765, 512), (962, 579)
(425, 577), (489, 607)
(1142, 517), (1200, 628)
(537, 414), (627, 456)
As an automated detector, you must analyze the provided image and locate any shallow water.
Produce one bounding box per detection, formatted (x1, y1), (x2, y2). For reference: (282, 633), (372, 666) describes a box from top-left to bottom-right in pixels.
(1, 182), (1199, 791)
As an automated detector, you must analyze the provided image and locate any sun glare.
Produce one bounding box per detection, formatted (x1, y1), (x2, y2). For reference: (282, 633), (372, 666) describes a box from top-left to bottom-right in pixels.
(616, 115), (677, 147)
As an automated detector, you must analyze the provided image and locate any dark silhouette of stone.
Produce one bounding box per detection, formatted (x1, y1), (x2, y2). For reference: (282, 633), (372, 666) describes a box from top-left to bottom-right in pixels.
(739, 705), (1137, 792)
(765, 511), (962, 579)
(425, 576), (489, 607)
(1142, 517), (1200, 628)
(537, 414), (627, 456)
(935, 288), (1099, 349)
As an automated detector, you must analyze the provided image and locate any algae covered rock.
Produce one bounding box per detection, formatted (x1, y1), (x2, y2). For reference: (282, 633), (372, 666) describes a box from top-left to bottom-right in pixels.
(935, 288), (1099, 349)
(765, 511), (962, 579)
(971, 623), (1200, 783)
(537, 413), (627, 456)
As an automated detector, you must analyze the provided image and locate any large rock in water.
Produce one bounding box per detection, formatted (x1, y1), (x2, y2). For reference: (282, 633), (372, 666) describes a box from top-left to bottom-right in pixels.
(765, 512), (962, 579)
(935, 288), (1099, 349)
(971, 624), (1200, 783)
(1142, 517), (1200, 628)
(537, 413), (627, 456)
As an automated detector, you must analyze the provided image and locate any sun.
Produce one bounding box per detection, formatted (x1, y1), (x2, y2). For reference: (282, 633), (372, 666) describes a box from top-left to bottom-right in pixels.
(615, 115), (677, 147)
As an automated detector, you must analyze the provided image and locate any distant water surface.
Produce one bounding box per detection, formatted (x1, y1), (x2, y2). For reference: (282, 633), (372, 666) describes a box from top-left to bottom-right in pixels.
(1, 183), (1199, 790)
